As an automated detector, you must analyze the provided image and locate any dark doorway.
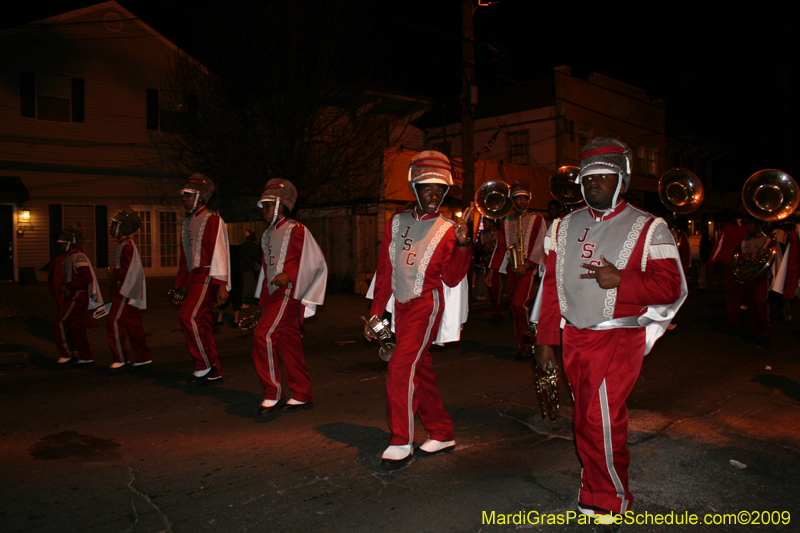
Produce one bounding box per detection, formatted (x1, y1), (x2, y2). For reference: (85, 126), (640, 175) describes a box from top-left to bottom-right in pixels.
(0, 205), (13, 281)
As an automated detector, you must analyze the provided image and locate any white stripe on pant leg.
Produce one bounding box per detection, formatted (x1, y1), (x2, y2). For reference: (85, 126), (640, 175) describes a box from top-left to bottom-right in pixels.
(190, 279), (211, 369)
(406, 289), (440, 446)
(264, 291), (290, 401)
(113, 298), (125, 362)
(59, 300), (76, 356)
(599, 378), (628, 513)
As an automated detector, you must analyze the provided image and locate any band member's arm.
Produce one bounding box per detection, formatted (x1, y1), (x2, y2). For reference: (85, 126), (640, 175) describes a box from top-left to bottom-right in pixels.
(202, 214), (227, 286)
(536, 248), (562, 347)
(617, 251), (683, 306)
(175, 236), (189, 289)
(525, 214), (546, 269)
(113, 242), (132, 284)
(442, 228), (472, 287)
(783, 231), (799, 301)
(65, 258), (94, 293)
(370, 217), (395, 318)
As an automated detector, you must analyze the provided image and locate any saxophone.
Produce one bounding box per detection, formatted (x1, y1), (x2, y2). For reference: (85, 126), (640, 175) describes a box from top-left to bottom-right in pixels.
(508, 218), (525, 270)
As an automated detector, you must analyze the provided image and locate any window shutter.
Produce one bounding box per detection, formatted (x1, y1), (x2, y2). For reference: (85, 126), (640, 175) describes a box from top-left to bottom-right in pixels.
(146, 89), (159, 130)
(20, 71), (35, 117)
(49, 204), (63, 259)
(95, 205), (108, 268)
(71, 78), (85, 123)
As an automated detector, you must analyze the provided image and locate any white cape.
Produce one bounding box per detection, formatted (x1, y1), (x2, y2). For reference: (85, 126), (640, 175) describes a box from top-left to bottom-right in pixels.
(209, 218), (232, 291)
(119, 241), (147, 309)
(366, 275), (468, 346)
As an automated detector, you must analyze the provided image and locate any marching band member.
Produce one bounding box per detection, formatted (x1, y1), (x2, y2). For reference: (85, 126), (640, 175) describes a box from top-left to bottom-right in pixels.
(486, 180), (546, 358)
(106, 209), (152, 373)
(775, 217), (800, 321)
(171, 174), (231, 385)
(533, 137), (686, 522)
(708, 209), (749, 329)
(252, 179), (327, 417)
(365, 150), (473, 470)
(52, 227), (103, 366)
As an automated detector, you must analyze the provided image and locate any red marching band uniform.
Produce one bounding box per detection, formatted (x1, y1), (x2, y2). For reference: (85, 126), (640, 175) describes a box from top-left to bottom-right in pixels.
(368, 150), (472, 469)
(251, 179), (327, 414)
(50, 227), (103, 364)
(105, 210), (151, 370)
(708, 218), (749, 328)
(172, 174), (231, 384)
(533, 138), (686, 519)
(488, 180), (546, 354)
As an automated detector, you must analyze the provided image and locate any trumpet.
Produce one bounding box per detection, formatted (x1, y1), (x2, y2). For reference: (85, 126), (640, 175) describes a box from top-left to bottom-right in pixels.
(534, 360), (560, 421)
(237, 307), (263, 333)
(168, 287), (188, 302)
(362, 315), (395, 362)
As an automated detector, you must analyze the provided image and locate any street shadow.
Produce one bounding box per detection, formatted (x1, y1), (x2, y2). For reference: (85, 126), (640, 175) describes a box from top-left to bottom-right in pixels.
(750, 374), (800, 402)
(24, 316), (54, 342)
(137, 367), (263, 419)
(693, 313), (746, 338)
(0, 343), (44, 368)
(316, 422), (391, 472)
(460, 339), (516, 360)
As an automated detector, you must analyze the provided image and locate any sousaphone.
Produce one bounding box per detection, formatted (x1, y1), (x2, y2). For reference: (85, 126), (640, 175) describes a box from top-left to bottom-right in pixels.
(658, 168), (705, 246)
(474, 180), (513, 220)
(549, 166), (583, 205)
(731, 169), (799, 282)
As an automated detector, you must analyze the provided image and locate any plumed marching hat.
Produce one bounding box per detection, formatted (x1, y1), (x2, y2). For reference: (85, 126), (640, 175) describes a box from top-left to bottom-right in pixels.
(257, 178), (298, 211)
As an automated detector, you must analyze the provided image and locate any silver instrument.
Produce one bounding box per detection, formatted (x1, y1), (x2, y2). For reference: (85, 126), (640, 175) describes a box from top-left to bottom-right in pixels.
(534, 359), (560, 421)
(474, 180), (513, 220)
(549, 165), (583, 205)
(658, 168), (705, 215)
(362, 315), (395, 362)
(91, 303), (112, 320)
(168, 287), (188, 302)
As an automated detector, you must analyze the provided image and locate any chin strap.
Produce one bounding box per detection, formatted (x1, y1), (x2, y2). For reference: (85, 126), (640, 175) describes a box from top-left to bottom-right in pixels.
(269, 198), (281, 228)
(412, 185), (448, 214)
(113, 221), (120, 238)
(580, 172), (624, 216)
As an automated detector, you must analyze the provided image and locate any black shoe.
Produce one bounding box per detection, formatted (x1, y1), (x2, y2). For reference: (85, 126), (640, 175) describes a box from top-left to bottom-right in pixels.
(186, 366), (221, 386)
(379, 454), (413, 471)
(258, 400), (283, 417)
(280, 402), (313, 413)
(414, 444), (455, 458)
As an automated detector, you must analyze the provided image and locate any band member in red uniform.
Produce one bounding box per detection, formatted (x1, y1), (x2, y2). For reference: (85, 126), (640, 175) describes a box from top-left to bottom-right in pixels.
(533, 137), (686, 524)
(775, 218), (800, 321)
(708, 209), (749, 329)
(104, 209), (152, 373)
(486, 181), (546, 358)
(736, 217), (773, 347)
(252, 179), (327, 417)
(170, 174), (231, 385)
(365, 150), (474, 470)
(52, 227), (103, 366)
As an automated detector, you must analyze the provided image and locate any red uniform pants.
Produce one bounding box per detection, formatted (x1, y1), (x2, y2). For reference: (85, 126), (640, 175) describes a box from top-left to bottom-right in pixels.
(387, 289), (454, 446)
(723, 265), (745, 328)
(741, 275), (771, 338)
(251, 288), (312, 403)
(106, 295), (152, 364)
(180, 275), (222, 374)
(489, 272), (504, 317)
(52, 295), (92, 359)
(507, 269), (536, 349)
(562, 325), (645, 515)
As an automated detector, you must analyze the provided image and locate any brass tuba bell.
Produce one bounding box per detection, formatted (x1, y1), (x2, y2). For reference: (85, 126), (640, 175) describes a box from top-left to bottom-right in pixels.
(731, 169), (799, 282)
(474, 180), (513, 219)
(658, 168), (705, 215)
(549, 166), (583, 205)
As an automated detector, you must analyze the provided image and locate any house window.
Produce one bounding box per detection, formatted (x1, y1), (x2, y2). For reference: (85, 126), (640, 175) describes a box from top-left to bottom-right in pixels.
(637, 145), (657, 175)
(159, 211), (180, 268)
(63, 204), (96, 265)
(507, 130), (529, 165)
(147, 89), (187, 133)
(133, 211), (152, 268)
(20, 71), (85, 122)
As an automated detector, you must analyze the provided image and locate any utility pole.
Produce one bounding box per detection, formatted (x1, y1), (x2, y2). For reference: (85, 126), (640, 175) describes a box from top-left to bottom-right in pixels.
(461, 0), (475, 210)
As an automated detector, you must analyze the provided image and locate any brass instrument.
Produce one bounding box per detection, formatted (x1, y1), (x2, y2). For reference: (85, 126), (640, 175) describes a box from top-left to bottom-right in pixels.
(658, 168), (705, 215)
(168, 287), (188, 302)
(535, 360), (560, 421)
(362, 315), (395, 362)
(730, 169), (799, 282)
(474, 180), (513, 220)
(237, 307), (263, 333)
(508, 221), (525, 271)
(91, 303), (112, 320)
(549, 166), (583, 204)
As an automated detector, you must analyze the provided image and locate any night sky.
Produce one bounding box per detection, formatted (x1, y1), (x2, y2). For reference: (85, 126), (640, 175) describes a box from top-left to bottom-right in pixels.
(5, 1), (797, 185)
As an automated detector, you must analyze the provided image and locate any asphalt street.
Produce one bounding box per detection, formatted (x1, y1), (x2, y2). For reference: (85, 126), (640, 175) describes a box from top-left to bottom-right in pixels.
(1, 275), (799, 533)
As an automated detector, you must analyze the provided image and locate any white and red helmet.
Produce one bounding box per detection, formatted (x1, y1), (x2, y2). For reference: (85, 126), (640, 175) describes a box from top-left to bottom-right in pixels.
(181, 173), (215, 211)
(408, 151), (453, 211)
(577, 137), (633, 211)
(112, 209), (141, 237)
(257, 178), (298, 211)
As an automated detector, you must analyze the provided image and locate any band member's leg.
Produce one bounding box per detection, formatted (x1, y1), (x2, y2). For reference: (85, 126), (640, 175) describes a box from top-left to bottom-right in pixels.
(563, 326), (645, 515)
(252, 290), (291, 402)
(180, 278), (220, 373)
(509, 270), (536, 349)
(386, 291), (443, 446)
(745, 277), (771, 339)
(106, 295), (130, 364)
(414, 347), (454, 443)
(489, 272), (503, 317)
(723, 265), (744, 328)
(122, 304), (152, 364)
(53, 299), (78, 359)
(278, 300), (312, 403)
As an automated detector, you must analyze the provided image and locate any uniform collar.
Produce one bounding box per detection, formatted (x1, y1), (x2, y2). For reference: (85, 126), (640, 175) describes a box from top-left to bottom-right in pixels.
(117, 235), (130, 244)
(275, 217), (290, 229)
(587, 200), (628, 222)
(410, 208), (439, 221)
(192, 205), (208, 218)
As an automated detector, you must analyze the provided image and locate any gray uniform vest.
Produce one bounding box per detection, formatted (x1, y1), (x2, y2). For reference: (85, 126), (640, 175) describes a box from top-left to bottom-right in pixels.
(62, 251), (90, 285)
(550, 205), (672, 329)
(261, 219), (298, 296)
(389, 211), (453, 304)
(182, 209), (213, 273)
